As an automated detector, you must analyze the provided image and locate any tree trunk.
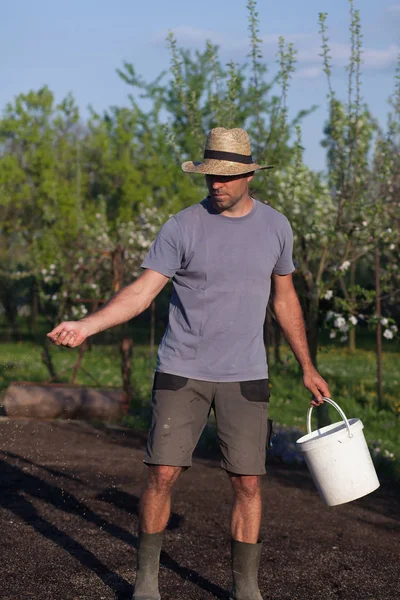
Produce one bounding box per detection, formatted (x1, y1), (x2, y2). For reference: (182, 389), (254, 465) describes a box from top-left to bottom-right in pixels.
(71, 341), (87, 384)
(41, 341), (58, 381)
(305, 289), (319, 368)
(375, 247), (383, 410)
(2, 280), (19, 340)
(32, 276), (39, 340)
(112, 245), (125, 293)
(349, 261), (356, 353)
(273, 317), (282, 365)
(305, 287), (330, 427)
(120, 337), (133, 414)
(349, 327), (356, 353)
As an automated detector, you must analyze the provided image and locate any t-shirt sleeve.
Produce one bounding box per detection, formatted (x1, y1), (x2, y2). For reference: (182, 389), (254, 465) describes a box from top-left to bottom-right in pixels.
(141, 217), (183, 278)
(272, 218), (296, 275)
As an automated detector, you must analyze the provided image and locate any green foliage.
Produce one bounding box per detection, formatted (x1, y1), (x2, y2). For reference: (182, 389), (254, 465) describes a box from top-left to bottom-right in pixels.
(0, 0), (399, 420)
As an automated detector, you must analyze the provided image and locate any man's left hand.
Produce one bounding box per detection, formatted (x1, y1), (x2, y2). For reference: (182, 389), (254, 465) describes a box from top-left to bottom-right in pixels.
(302, 367), (331, 407)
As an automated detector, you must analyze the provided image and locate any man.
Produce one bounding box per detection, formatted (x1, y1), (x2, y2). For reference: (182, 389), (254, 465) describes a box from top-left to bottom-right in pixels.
(48, 127), (330, 600)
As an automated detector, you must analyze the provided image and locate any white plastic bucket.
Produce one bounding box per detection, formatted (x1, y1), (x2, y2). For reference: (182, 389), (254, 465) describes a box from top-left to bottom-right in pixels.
(296, 397), (380, 506)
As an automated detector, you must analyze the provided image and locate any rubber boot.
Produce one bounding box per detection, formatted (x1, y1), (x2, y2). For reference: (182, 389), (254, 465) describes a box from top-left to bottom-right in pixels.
(132, 531), (163, 600)
(230, 539), (263, 600)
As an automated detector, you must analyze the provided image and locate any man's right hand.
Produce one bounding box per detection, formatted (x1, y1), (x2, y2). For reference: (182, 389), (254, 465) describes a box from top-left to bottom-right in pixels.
(47, 321), (91, 348)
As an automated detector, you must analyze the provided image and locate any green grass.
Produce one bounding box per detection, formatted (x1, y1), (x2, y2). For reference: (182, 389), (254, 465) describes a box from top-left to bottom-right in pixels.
(1, 340), (399, 477)
(0, 341), (155, 404)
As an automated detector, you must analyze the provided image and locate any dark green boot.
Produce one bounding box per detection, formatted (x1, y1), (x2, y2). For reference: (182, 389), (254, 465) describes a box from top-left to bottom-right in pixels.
(230, 539), (263, 600)
(132, 531), (163, 600)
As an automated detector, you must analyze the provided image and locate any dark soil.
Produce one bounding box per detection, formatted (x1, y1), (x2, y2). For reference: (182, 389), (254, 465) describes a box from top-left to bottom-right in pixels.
(0, 418), (399, 600)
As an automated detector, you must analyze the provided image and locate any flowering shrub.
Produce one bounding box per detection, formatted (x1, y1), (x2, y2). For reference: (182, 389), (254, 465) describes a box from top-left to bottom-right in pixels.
(325, 310), (398, 344)
(36, 205), (165, 323)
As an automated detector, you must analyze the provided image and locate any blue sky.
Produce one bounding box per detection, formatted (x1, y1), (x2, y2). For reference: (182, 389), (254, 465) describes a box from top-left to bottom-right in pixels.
(2, 0), (399, 170)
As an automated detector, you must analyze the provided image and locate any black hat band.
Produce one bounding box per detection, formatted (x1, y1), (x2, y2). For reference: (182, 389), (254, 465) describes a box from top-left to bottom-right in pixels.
(204, 149), (254, 164)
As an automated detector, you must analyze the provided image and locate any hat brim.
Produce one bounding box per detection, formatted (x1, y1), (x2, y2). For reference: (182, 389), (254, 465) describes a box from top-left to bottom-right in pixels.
(181, 159), (274, 176)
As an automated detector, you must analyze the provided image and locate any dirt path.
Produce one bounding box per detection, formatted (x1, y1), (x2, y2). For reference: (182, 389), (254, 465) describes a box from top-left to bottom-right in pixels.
(0, 418), (399, 600)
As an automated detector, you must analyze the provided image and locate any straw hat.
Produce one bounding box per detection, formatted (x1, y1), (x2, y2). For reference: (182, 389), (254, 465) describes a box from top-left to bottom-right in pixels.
(182, 127), (273, 176)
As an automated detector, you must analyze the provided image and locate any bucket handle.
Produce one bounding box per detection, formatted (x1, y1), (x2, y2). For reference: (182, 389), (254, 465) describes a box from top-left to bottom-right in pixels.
(307, 397), (353, 438)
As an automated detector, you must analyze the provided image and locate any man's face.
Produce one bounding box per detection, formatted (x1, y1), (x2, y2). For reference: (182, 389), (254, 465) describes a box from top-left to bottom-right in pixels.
(205, 172), (254, 212)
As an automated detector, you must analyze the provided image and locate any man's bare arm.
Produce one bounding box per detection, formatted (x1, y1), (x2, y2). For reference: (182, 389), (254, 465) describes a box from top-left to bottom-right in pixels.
(271, 273), (330, 405)
(47, 269), (169, 347)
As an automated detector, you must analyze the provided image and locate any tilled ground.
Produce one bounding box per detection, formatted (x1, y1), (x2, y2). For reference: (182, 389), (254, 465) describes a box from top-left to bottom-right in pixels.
(0, 418), (399, 600)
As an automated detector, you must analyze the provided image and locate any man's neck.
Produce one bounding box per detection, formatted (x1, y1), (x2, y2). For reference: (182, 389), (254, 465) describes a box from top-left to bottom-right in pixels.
(216, 194), (254, 218)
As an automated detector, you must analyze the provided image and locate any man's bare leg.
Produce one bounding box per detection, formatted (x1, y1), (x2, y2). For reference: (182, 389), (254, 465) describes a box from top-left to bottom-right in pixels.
(140, 465), (182, 532)
(133, 465), (182, 599)
(229, 474), (262, 543)
(229, 474), (263, 600)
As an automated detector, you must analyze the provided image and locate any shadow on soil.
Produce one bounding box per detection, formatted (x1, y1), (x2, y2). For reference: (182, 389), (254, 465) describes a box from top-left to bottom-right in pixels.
(3, 449), (83, 483)
(0, 454), (229, 599)
(265, 460), (400, 528)
(95, 423), (400, 529)
(96, 487), (184, 531)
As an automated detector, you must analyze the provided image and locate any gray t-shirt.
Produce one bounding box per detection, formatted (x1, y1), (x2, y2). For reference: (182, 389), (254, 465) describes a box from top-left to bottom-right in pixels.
(141, 198), (295, 382)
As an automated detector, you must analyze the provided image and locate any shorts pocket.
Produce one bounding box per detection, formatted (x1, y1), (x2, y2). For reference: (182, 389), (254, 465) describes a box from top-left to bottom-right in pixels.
(153, 372), (189, 391)
(266, 418), (274, 449)
(239, 379), (270, 403)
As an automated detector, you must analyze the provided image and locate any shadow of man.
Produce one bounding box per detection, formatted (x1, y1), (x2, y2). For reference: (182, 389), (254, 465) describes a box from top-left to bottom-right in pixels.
(1, 457), (229, 599)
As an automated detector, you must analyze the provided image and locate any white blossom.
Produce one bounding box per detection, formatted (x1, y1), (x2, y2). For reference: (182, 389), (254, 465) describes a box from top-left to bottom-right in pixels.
(349, 315), (358, 326)
(339, 323), (350, 333)
(383, 450), (395, 459)
(41, 269), (47, 275)
(389, 244), (395, 251)
(51, 294), (57, 301)
(334, 317), (346, 329)
(358, 314), (365, 319)
(383, 329), (394, 340)
(324, 290), (333, 300)
(340, 335), (348, 342)
(339, 260), (351, 272)
(362, 220), (368, 227)
(326, 311), (335, 321)
(381, 318), (388, 326)
(391, 325), (398, 333)
(329, 331), (337, 339)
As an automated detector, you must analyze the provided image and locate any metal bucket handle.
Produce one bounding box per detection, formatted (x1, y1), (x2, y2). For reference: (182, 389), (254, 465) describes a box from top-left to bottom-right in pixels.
(307, 397), (353, 438)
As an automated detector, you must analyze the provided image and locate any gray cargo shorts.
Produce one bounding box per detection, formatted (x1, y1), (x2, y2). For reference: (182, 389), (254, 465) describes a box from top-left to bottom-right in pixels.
(144, 372), (271, 475)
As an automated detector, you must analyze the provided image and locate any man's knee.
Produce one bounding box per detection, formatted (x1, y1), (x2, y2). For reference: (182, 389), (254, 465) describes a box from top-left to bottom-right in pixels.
(146, 465), (182, 494)
(230, 474), (261, 499)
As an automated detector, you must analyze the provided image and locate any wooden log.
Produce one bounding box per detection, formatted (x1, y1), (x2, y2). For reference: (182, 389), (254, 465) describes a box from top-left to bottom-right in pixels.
(3, 382), (124, 422)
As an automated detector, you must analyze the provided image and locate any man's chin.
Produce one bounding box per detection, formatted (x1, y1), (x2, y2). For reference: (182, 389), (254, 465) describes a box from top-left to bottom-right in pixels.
(211, 195), (230, 205)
